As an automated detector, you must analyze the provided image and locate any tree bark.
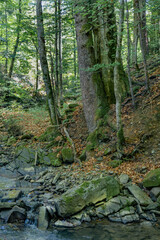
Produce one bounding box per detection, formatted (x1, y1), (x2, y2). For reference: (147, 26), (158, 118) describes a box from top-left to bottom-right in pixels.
(139, 0), (149, 55)
(36, 0), (58, 125)
(36, 47), (39, 94)
(5, 2), (8, 75)
(133, 0), (139, 68)
(135, 0), (149, 90)
(8, 0), (21, 78)
(55, 0), (59, 102)
(74, 0), (128, 132)
(114, 0), (125, 151)
(125, 0), (135, 107)
(58, 0), (63, 106)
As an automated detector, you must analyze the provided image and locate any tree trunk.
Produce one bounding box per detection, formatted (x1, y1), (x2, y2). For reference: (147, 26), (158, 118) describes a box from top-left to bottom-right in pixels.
(135, 0), (149, 90)
(36, 0), (58, 125)
(5, 3), (8, 75)
(74, 0), (128, 132)
(55, 0), (59, 102)
(125, 0), (135, 107)
(139, 0), (149, 55)
(36, 47), (39, 94)
(58, 0), (63, 106)
(133, 0), (139, 68)
(75, 11), (98, 132)
(8, 0), (21, 78)
(114, 0), (125, 151)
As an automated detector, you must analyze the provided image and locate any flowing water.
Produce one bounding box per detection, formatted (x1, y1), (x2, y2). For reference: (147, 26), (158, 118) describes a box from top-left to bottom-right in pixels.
(1, 219), (160, 240)
(1, 165), (160, 240)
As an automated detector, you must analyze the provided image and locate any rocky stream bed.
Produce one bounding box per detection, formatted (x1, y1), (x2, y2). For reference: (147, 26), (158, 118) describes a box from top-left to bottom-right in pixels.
(1, 143), (160, 239)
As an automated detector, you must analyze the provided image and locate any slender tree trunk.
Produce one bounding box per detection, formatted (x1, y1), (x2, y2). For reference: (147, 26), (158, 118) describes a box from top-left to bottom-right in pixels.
(8, 0), (21, 78)
(72, 8), (77, 81)
(125, 0), (135, 107)
(55, 0), (59, 102)
(139, 0), (149, 55)
(36, 47), (39, 94)
(114, 0), (125, 151)
(135, 0), (149, 90)
(58, 0), (63, 106)
(36, 0), (58, 125)
(133, 0), (139, 69)
(5, 3), (8, 75)
(49, 47), (54, 87)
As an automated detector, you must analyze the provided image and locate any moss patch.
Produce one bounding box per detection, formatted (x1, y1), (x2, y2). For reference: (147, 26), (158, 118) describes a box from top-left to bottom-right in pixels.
(61, 147), (74, 164)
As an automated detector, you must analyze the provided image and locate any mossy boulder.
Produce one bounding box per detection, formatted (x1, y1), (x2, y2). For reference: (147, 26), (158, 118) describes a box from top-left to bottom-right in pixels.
(54, 176), (120, 217)
(61, 148), (74, 164)
(15, 147), (35, 166)
(143, 168), (160, 188)
(39, 152), (62, 167)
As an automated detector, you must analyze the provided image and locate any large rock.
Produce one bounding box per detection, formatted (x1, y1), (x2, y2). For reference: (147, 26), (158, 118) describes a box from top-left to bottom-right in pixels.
(54, 176), (120, 217)
(38, 206), (51, 230)
(15, 147), (35, 165)
(6, 206), (26, 223)
(108, 206), (139, 224)
(143, 168), (160, 188)
(61, 148), (74, 164)
(1, 190), (22, 202)
(96, 196), (135, 217)
(128, 184), (153, 206)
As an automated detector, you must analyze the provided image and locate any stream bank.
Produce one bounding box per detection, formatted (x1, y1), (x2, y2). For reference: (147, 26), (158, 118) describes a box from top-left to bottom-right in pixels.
(1, 142), (160, 233)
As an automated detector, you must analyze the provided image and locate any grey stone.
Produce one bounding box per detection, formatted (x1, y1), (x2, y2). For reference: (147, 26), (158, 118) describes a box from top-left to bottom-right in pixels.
(128, 184), (153, 206)
(119, 174), (129, 185)
(108, 207), (139, 224)
(82, 213), (91, 222)
(54, 176), (120, 217)
(151, 187), (160, 197)
(0, 202), (16, 210)
(121, 213), (139, 224)
(38, 206), (50, 230)
(1, 190), (22, 202)
(140, 221), (153, 227)
(96, 196), (135, 217)
(140, 212), (157, 222)
(54, 220), (74, 227)
(143, 168), (160, 188)
(145, 202), (159, 210)
(6, 206), (26, 223)
(52, 172), (61, 184)
(46, 205), (56, 218)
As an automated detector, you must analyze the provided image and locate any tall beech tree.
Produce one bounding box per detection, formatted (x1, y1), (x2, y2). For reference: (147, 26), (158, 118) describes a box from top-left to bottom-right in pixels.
(114, 0), (125, 151)
(8, 0), (22, 78)
(135, 0), (149, 90)
(74, 0), (128, 132)
(36, 0), (58, 125)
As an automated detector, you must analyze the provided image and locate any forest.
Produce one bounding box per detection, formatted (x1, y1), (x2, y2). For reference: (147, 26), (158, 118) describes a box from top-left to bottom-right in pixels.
(0, 0), (160, 237)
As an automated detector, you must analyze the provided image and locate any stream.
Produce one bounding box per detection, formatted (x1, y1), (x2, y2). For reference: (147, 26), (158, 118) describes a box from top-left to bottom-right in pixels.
(1, 219), (160, 240)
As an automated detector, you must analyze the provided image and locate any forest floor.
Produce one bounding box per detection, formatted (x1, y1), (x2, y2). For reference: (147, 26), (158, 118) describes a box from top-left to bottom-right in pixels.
(1, 57), (160, 184)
